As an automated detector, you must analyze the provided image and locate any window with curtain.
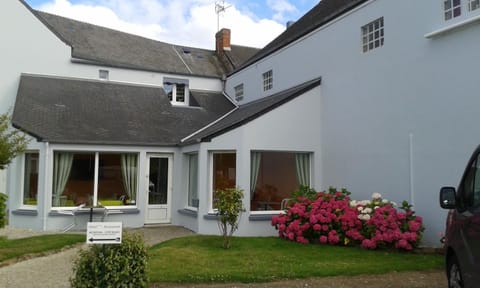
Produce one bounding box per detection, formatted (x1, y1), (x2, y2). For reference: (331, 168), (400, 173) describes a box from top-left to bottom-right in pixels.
(52, 152), (138, 207)
(250, 151), (310, 211)
(23, 152), (39, 206)
(187, 153), (199, 208)
(212, 152), (236, 209)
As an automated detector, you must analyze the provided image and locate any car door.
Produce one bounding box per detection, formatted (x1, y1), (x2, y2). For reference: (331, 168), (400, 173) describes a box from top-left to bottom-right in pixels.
(456, 152), (480, 287)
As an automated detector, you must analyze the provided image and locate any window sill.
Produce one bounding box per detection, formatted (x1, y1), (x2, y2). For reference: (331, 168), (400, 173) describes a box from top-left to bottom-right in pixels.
(12, 209), (38, 216)
(248, 213), (281, 221)
(203, 213), (219, 220)
(178, 208), (198, 218)
(49, 208), (140, 216)
(425, 14), (480, 38)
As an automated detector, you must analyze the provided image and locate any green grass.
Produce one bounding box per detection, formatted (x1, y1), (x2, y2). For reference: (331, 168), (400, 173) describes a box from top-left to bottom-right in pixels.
(0, 234), (85, 264)
(148, 236), (444, 284)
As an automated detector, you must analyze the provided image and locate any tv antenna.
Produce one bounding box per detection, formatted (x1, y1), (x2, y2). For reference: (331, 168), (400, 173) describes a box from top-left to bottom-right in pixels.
(215, 1), (231, 31)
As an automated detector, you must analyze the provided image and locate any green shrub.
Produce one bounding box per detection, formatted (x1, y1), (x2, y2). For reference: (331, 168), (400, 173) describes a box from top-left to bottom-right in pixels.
(214, 187), (245, 249)
(70, 231), (148, 288)
(0, 193), (7, 228)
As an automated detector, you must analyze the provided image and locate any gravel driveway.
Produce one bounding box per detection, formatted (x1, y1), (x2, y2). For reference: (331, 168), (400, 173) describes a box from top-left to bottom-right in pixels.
(0, 226), (446, 288)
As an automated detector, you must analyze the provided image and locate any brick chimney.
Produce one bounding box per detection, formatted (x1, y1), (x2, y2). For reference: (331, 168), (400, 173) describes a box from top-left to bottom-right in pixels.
(216, 28), (231, 54)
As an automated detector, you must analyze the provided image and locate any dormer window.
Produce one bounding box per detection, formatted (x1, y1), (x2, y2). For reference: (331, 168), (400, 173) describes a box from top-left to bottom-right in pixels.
(163, 77), (189, 105)
(99, 69), (109, 80)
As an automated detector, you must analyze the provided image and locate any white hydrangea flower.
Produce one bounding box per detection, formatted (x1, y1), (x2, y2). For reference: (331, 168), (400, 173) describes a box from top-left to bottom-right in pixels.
(374, 206), (379, 210)
(349, 200), (357, 207)
(364, 207), (372, 214)
(382, 199), (389, 203)
(372, 192), (382, 200)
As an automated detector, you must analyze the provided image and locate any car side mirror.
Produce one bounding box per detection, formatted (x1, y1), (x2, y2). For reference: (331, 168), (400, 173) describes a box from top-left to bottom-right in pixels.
(440, 186), (457, 209)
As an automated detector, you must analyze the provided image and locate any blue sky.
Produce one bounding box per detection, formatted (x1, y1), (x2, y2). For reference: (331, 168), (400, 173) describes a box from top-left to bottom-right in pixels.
(24, 0), (317, 49)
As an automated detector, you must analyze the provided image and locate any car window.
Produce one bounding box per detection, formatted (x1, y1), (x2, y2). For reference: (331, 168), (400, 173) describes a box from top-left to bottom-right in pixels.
(474, 154), (480, 208)
(461, 157), (476, 210)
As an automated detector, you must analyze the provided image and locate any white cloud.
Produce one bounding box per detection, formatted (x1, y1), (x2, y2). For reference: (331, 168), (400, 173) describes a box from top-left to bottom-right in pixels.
(36, 0), (287, 50)
(266, 0), (297, 22)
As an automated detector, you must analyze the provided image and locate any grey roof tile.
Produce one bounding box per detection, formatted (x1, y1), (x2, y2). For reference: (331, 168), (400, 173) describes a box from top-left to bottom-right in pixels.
(12, 74), (235, 146)
(182, 77), (321, 145)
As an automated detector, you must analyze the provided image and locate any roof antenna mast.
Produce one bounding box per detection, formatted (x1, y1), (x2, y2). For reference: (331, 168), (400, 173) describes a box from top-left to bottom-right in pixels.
(215, 1), (231, 31)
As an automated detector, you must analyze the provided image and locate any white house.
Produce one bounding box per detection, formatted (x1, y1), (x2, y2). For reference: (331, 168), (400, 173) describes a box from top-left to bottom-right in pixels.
(222, 0), (480, 246)
(3, 0), (480, 247)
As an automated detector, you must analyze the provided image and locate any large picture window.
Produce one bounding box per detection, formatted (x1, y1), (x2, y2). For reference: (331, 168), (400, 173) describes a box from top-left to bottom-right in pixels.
(250, 151), (310, 211)
(23, 152), (39, 206)
(212, 152), (236, 209)
(52, 152), (138, 207)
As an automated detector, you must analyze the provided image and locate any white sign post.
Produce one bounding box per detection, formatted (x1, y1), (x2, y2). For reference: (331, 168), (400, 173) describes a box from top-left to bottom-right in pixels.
(86, 222), (122, 245)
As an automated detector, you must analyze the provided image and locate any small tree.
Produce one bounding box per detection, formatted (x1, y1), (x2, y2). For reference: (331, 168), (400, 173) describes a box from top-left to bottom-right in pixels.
(0, 193), (7, 228)
(0, 113), (29, 170)
(215, 187), (245, 249)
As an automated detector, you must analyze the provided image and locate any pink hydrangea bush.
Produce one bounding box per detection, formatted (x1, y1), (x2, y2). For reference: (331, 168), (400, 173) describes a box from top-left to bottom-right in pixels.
(272, 188), (424, 251)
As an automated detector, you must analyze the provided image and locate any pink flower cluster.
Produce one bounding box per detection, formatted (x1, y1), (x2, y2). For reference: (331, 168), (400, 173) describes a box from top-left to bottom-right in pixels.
(271, 188), (424, 251)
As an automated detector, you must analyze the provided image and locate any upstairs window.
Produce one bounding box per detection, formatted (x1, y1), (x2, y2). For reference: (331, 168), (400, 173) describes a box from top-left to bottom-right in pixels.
(234, 84), (244, 102)
(469, 0), (480, 11)
(164, 78), (189, 105)
(263, 70), (273, 91)
(362, 17), (384, 53)
(444, 0), (462, 20)
(99, 70), (109, 80)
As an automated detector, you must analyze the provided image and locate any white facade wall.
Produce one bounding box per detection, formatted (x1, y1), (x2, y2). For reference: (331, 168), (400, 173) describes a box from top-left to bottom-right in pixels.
(185, 86), (322, 236)
(225, 0), (480, 245)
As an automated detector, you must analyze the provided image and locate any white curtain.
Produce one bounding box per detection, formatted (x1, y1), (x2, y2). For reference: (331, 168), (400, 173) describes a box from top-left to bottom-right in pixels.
(250, 152), (262, 198)
(121, 154), (138, 201)
(53, 153), (73, 206)
(188, 154), (198, 207)
(295, 153), (310, 187)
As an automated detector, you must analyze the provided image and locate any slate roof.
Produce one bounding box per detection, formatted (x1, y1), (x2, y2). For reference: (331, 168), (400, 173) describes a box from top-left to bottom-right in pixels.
(231, 0), (368, 75)
(32, 11), (228, 78)
(221, 45), (260, 74)
(182, 77), (322, 145)
(12, 74), (235, 146)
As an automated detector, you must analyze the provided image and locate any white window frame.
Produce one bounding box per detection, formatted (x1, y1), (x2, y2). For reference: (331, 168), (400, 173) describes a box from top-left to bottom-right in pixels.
(444, 0), (462, 20)
(99, 69), (109, 80)
(186, 153), (199, 210)
(51, 151), (139, 209)
(208, 151), (236, 213)
(469, 0), (480, 11)
(234, 84), (244, 102)
(21, 151), (40, 208)
(262, 70), (273, 91)
(164, 81), (189, 106)
(361, 17), (384, 53)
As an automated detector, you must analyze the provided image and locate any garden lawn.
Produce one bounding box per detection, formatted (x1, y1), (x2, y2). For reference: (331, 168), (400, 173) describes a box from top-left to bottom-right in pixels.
(0, 234), (84, 264)
(148, 235), (444, 284)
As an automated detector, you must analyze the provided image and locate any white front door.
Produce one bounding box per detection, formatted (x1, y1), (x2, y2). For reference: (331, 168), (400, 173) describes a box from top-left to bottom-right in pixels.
(145, 154), (172, 224)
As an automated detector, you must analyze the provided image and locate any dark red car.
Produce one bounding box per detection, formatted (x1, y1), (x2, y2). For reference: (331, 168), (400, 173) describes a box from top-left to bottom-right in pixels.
(440, 145), (480, 288)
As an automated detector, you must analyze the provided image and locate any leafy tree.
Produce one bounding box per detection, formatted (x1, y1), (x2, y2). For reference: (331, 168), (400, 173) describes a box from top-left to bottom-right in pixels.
(215, 187), (245, 249)
(0, 113), (29, 170)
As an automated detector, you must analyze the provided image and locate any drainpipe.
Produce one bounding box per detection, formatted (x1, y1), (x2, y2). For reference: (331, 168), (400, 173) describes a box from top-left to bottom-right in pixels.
(221, 74), (227, 93)
(409, 133), (415, 208)
(42, 142), (49, 231)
